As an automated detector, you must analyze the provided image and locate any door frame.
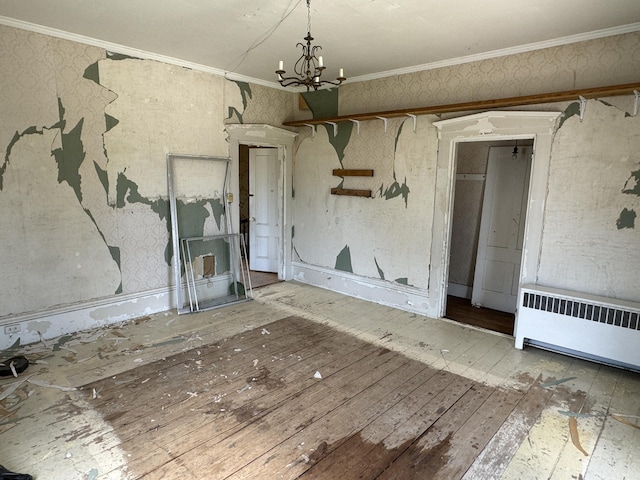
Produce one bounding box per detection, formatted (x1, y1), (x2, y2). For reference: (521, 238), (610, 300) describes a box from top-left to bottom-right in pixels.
(429, 111), (560, 320)
(226, 124), (298, 281)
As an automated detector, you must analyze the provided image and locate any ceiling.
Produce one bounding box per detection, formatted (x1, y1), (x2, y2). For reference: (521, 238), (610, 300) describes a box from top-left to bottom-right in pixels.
(1, 0), (639, 88)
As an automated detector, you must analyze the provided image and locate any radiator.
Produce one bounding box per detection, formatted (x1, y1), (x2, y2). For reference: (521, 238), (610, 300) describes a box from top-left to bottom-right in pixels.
(514, 284), (640, 370)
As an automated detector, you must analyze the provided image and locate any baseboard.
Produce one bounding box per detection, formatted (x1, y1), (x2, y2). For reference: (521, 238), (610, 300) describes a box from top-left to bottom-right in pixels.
(0, 286), (179, 350)
(448, 283), (472, 299)
(292, 262), (431, 316)
(0, 272), (245, 349)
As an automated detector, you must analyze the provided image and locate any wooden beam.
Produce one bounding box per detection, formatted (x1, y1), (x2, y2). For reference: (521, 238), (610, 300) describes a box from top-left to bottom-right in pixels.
(283, 82), (640, 127)
(331, 188), (372, 197)
(332, 169), (374, 177)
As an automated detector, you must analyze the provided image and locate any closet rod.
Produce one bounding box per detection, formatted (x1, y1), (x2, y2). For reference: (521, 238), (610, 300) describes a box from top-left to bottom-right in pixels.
(282, 82), (640, 127)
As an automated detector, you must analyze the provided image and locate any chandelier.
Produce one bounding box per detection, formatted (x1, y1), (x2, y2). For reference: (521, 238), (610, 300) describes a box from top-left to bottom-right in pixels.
(276, 0), (346, 91)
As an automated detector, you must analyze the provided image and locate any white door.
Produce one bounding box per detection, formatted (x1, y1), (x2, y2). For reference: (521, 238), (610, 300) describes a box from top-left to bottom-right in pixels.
(249, 148), (279, 273)
(471, 145), (531, 313)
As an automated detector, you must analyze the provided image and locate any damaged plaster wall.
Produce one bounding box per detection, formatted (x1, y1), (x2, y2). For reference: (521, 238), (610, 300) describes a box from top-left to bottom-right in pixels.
(291, 31), (640, 313)
(538, 100), (640, 301)
(294, 107), (437, 291)
(0, 24), (294, 344)
(0, 27), (121, 316)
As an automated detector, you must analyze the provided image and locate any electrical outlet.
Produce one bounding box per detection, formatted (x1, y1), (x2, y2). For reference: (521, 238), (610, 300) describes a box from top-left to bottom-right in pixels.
(4, 324), (20, 335)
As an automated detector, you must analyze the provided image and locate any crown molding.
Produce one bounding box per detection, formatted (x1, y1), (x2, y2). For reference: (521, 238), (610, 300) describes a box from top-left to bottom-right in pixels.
(347, 22), (640, 84)
(0, 15), (288, 90)
(2, 15), (638, 91)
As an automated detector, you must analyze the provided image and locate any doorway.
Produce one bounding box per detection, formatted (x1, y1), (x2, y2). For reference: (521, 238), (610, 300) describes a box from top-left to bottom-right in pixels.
(239, 146), (280, 288)
(429, 111), (560, 338)
(227, 124), (298, 288)
(445, 141), (533, 334)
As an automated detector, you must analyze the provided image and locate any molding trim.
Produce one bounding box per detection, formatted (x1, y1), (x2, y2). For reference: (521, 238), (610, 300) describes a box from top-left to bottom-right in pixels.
(429, 110), (561, 320)
(348, 23), (640, 84)
(0, 15), (285, 90)
(292, 262), (430, 316)
(0, 287), (176, 350)
(227, 125), (297, 281)
(2, 16), (637, 90)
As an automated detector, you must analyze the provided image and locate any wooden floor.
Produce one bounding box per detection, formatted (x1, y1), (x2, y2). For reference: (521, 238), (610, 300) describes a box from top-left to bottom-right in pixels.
(1, 281), (639, 479)
(249, 269), (279, 289)
(445, 295), (515, 335)
(82, 316), (550, 479)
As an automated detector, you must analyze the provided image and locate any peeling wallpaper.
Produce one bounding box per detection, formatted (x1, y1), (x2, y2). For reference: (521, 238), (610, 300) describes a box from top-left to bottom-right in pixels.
(293, 31), (639, 304)
(225, 81), (295, 129)
(538, 101), (640, 300)
(293, 116), (437, 289)
(0, 25), (292, 319)
(1, 22), (639, 324)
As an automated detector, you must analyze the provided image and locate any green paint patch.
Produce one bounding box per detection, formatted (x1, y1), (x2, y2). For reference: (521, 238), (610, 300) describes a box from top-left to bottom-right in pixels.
(233, 81), (252, 110)
(105, 114), (119, 132)
(374, 257), (385, 280)
(228, 107), (244, 124)
(108, 244), (121, 271)
(558, 102), (581, 130)
(83, 62), (100, 84)
(5, 338), (21, 351)
(394, 277), (408, 285)
(302, 89), (338, 118)
(3, 129), (33, 190)
(53, 117), (86, 203)
(301, 89), (352, 164)
(106, 51), (140, 61)
(335, 245), (353, 273)
(616, 208), (636, 229)
(394, 121), (405, 153)
(116, 172), (226, 265)
(325, 121), (353, 165)
(94, 162), (109, 197)
(228, 81), (252, 123)
(379, 177), (410, 207)
(622, 169), (640, 196)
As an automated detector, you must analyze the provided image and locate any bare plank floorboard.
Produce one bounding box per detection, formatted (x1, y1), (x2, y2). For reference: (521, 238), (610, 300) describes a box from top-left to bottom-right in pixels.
(462, 375), (556, 479)
(96, 317), (380, 477)
(3, 281), (640, 479)
(84, 315), (535, 479)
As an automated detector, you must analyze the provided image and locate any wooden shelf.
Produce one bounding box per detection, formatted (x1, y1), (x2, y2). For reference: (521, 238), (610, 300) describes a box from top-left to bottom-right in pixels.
(331, 188), (372, 197)
(333, 169), (374, 177)
(283, 82), (640, 127)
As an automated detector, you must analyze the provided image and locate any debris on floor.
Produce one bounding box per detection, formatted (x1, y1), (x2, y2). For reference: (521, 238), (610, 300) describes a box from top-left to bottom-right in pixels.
(0, 356), (29, 378)
(569, 417), (588, 456)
